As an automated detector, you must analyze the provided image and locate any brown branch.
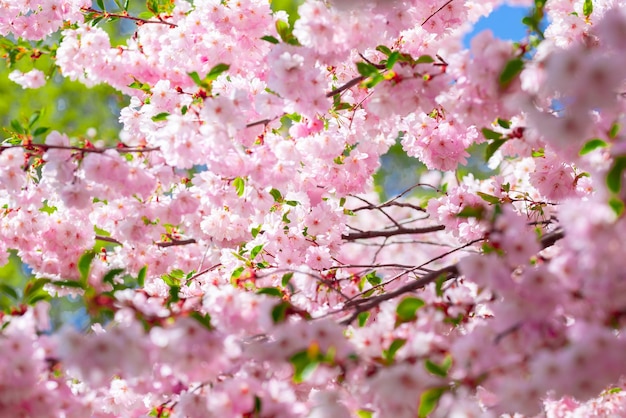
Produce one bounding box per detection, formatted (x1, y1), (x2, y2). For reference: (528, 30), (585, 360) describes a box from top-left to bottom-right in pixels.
(95, 235), (197, 247)
(82, 7), (178, 28)
(339, 228), (565, 325)
(342, 225), (445, 241)
(326, 75), (366, 98)
(2, 144), (160, 154)
(422, 0), (455, 27)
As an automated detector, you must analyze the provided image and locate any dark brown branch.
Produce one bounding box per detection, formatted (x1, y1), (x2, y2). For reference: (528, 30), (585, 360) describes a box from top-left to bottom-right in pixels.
(82, 7), (178, 27)
(339, 228), (565, 325)
(326, 75), (366, 98)
(422, 0), (455, 27)
(2, 144), (160, 154)
(95, 235), (197, 248)
(342, 225), (445, 241)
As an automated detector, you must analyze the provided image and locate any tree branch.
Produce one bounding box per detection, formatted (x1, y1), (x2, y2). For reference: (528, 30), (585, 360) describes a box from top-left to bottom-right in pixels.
(342, 225), (445, 241)
(2, 144), (160, 154)
(81, 7), (178, 28)
(339, 228), (565, 325)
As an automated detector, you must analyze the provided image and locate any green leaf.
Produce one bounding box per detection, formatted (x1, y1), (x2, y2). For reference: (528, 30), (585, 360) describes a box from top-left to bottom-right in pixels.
(169, 285), (180, 303)
(362, 72), (384, 89)
(290, 350), (319, 383)
(375, 45), (392, 56)
(257, 287), (282, 297)
(269, 188), (283, 202)
(250, 244), (264, 260)
(607, 156), (626, 193)
(358, 311), (370, 327)
(356, 62), (379, 77)
(23, 278), (51, 303)
(357, 410), (374, 418)
(396, 297), (425, 323)
(531, 148), (545, 158)
(96, 0), (105, 10)
(457, 206), (486, 219)
(579, 139), (607, 155)
(78, 250), (96, 285)
(151, 112), (170, 122)
(418, 387), (447, 418)
(583, 0), (593, 17)
(206, 63), (230, 81)
(414, 54), (435, 64)
(499, 58), (524, 87)
(477, 192), (500, 204)
(386, 51), (400, 69)
(233, 177), (245, 197)
(608, 197), (624, 216)
(188, 71), (203, 86)
(52, 280), (86, 289)
(10, 119), (24, 134)
(137, 265), (147, 287)
(231, 266), (245, 280)
(275, 19), (299, 45)
(609, 123), (621, 139)
(102, 268), (125, 285)
(383, 338), (406, 363)
(365, 271), (382, 286)
(28, 111), (41, 128)
(496, 118), (511, 129)
(261, 35), (280, 44)
(0, 284), (18, 300)
(32, 127), (50, 137)
(271, 301), (290, 323)
(281, 272), (294, 287)
(425, 355), (452, 377)
(189, 311), (213, 330)
(485, 138), (508, 162)
(481, 128), (502, 141)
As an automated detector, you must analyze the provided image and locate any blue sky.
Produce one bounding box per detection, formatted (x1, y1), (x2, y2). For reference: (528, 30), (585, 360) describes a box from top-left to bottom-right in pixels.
(464, 5), (532, 46)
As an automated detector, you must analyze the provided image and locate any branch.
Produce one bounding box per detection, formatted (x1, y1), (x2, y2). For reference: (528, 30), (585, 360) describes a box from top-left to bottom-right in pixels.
(342, 225), (445, 241)
(326, 75), (366, 98)
(339, 228), (565, 325)
(422, 0), (455, 27)
(2, 144), (160, 154)
(81, 7), (178, 28)
(95, 235), (197, 248)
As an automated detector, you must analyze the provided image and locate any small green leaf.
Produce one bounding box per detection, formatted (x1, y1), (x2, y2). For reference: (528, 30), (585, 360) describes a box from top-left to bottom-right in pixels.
(0, 284), (18, 300)
(383, 338), (406, 363)
(290, 350), (319, 383)
(607, 156), (626, 193)
(233, 177), (245, 197)
(365, 271), (382, 286)
(281, 272), (294, 287)
(102, 268), (125, 285)
(481, 128), (502, 141)
(271, 301), (290, 323)
(496, 118), (511, 129)
(257, 287), (282, 297)
(499, 58), (524, 87)
(137, 265), (147, 287)
(261, 35), (279, 44)
(609, 196), (624, 216)
(78, 250), (96, 284)
(206, 63), (230, 81)
(583, 0), (593, 17)
(32, 127), (50, 137)
(609, 123), (621, 139)
(231, 266), (245, 279)
(357, 410), (374, 418)
(425, 355), (452, 377)
(269, 188), (283, 202)
(188, 71), (203, 86)
(358, 311), (370, 327)
(485, 138), (508, 162)
(96, 0), (105, 10)
(52, 280), (86, 289)
(396, 297), (425, 323)
(375, 45), (392, 56)
(531, 148), (545, 158)
(23, 278), (51, 303)
(476, 192), (500, 204)
(10, 119), (24, 134)
(151, 112), (170, 122)
(414, 54), (435, 64)
(457, 206), (486, 218)
(250, 244), (264, 260)
(418, 387), (447, 418)
(189, 311), (213, 330)
(251, 225), (262, 238)
(579, 139), (607, 155)
(28, 111), (41, 128)
(386, 51), (400, 69)
(356, 62), (379, 77)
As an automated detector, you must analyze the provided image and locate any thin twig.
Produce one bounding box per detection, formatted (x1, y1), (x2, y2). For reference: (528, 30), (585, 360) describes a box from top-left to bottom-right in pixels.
(2, 144), (160, 154)
(342, 225), (445, 241)
(422, 0), (455, 27)
(82, 7), (178, 27)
